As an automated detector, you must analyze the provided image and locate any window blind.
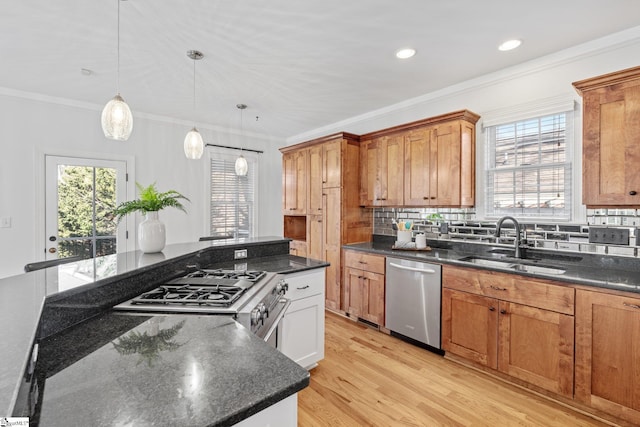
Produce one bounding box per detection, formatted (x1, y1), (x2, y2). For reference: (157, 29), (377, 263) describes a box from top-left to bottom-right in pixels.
(209, 155), (256, 238)
(486, 112), (573, 219)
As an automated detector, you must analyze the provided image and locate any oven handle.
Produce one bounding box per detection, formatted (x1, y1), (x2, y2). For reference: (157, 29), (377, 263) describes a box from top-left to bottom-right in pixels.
(263, 298), (291, 343)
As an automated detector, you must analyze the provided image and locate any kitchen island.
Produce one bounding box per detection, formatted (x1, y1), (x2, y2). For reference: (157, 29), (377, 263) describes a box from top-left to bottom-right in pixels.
(2, 237), (325, 426)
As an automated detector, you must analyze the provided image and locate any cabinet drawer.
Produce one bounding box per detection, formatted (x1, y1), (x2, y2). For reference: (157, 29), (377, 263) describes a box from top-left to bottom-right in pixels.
(344, 250), (385, 274)
(283, 269), (325, 301)
(443, 265), (574, 315)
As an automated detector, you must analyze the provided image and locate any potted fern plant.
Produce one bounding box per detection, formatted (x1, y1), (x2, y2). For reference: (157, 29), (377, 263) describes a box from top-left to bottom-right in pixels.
(114, 183), (190, 253)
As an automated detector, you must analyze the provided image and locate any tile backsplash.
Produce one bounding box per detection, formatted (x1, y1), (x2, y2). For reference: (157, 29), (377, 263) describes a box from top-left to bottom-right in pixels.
(374, 207), (640, 258)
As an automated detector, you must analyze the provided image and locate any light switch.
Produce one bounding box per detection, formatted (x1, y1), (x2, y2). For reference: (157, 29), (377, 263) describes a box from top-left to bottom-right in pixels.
(0, 217), (11, 228)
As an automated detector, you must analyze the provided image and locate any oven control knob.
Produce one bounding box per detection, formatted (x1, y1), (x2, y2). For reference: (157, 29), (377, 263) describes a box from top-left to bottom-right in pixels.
(251, 307), (263, 326)
(276, 279), (288, 295)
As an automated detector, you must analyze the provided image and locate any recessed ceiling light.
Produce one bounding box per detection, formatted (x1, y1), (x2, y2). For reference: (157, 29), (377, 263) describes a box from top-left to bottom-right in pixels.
(498, 39), (522, 51)
(396, 48), (416, 59)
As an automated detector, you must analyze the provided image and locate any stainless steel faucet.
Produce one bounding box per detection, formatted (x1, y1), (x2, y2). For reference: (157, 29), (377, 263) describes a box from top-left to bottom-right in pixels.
(495, 216), (525, 258)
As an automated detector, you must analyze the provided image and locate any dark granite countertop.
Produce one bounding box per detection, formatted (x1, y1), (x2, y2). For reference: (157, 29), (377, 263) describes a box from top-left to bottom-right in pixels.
(2, 237), (325, 422)
(26, 313), (309, 427)
(344, 237), (640, 294)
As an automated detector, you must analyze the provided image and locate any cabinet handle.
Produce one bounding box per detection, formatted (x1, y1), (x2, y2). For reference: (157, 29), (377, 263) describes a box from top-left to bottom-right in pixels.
(630, 191), (638, 196)
(500, 309), (507, 314)
(423, 196), (429, 200)
(623, 302), (640, 310)
(430, 197), (436, 200)
(488, 306), (496, 312)
(489, 285), (507, 291)
(297, 285), (310, 290)
(289, 208), (297, 211)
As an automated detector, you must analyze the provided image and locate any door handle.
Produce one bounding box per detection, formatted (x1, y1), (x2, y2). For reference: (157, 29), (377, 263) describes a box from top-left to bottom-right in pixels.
(388, 262), (436, 274)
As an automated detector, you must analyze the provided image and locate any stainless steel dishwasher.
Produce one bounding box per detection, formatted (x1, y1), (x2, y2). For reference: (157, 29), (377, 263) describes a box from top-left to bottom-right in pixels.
(385, 257), (442, 351)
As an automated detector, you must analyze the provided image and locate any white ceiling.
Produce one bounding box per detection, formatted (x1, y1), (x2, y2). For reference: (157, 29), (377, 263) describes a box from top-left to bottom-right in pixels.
(3, 1), (640, 141)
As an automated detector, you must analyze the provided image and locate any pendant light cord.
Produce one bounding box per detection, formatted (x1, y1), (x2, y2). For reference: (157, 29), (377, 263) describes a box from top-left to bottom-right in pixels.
(116, 0), (120, 94)
(193, 56), (196, 126)
(240, 107), (244, 154)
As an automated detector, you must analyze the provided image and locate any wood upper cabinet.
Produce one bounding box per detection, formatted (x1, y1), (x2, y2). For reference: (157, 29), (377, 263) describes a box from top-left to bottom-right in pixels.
(404, 121), (474, 207)
(282, 149), (308, 214)
(573, 66), (640, 207)
(343, 250), (385, 325)
(322, 139), (341, 188)
(359, 134), (404, 206)
(442, 265), (575, 397)
(361, 110), (479, 207)
(575, 289), (640, 425)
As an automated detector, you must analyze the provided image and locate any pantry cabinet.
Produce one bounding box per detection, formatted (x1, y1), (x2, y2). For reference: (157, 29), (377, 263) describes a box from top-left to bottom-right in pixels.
(442, 265), (575, 397)
(343, 250), (385, 325)
(360, 110), (479, 208)
(573, 65), (640, 207)
(281, 134), (372, 313)
(575, 289), (640, 425)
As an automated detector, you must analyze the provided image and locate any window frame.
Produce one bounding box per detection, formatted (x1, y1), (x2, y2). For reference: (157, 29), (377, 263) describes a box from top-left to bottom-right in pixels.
(205, 148), (259, 239)
(484, 109), (575, 222)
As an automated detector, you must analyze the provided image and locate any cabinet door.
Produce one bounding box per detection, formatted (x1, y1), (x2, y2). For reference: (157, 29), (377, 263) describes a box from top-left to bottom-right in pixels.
(575, 290), (640, 424)
(582, 84), (640, 206)
(404, 127), (432, 205)
(442, 288), (498, 368)
(359, 136), (403, 206)
(282, 150), (308, 214)
(308, 145), (323, 214)
(363, 271), (385, 325)
(322, 139), (341, 188)
(289, 240), (307, 257)
(430, 122), (462, 206)
(307, 215), (323, 261)
(498, 301), (574, 397)
(345, 267), (365, 318)
(280, 293), (325, 369)
(323, 187), (341, 310)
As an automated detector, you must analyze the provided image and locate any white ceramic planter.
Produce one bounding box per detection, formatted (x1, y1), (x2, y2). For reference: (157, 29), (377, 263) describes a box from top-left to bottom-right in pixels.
(138, 211), (166, 253)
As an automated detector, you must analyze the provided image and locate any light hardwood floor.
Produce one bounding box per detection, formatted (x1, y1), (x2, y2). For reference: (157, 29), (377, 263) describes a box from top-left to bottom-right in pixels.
(298, 312), (614, 427)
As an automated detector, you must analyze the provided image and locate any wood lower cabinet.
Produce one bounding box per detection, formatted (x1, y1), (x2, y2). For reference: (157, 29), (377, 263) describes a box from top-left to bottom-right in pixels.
(289, 239), (306, 257)
(573, 66), (640, 207)
(575, 289), (640, 425)
(343, 250), (385, 325)
(442, 265), (575, 397)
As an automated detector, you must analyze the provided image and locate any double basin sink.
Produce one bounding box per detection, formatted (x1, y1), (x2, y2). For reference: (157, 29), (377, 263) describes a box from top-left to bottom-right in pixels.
(457, 256), (567, 275)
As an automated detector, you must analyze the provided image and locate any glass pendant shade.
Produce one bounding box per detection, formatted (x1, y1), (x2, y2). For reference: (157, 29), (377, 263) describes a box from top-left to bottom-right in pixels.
(184, 127), (204, 159)
(235, 154), (248, 176)
(101, 93), (133, 141)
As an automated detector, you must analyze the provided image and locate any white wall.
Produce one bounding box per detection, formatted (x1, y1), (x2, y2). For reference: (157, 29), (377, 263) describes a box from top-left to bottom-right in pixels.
(0, 95), (284, 278)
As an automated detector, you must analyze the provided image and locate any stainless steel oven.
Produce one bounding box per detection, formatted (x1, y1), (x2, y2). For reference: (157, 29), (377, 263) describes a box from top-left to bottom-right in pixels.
(114, 268), (290, 348)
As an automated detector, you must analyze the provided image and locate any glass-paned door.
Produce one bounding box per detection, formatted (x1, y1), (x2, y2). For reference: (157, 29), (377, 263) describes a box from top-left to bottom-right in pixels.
(45, 156), (127, 260)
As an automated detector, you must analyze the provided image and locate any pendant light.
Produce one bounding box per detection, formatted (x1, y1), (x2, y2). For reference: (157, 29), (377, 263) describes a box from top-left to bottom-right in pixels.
(235, 104), (248, 176)
(101, 0), (133, 141)
(184, 50), (204, 159)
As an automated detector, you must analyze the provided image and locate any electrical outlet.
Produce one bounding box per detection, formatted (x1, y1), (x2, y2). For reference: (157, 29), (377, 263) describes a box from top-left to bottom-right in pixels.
(588, 227), (630, 245)
(234, 249), (247, 259)
(0, 217), (11, 228)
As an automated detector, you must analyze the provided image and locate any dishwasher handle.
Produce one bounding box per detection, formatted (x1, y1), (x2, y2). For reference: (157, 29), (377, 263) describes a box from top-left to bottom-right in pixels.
(388, 262), (436, 274)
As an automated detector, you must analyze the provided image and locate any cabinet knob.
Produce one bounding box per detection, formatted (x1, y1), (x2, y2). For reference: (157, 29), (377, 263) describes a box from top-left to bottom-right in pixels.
(630, 191), (637, 196)
(488, 306), (496, 312)
(500, 309), (507, 315)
